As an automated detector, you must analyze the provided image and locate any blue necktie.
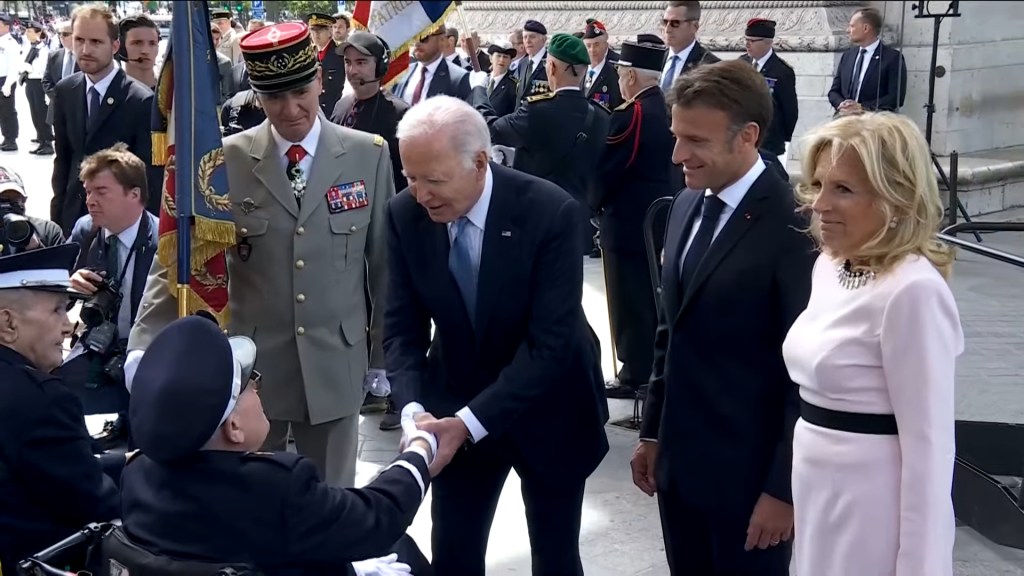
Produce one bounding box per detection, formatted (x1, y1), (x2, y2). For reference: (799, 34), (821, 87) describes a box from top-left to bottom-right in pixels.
(87, 87), (100, 128)
(661, 55), (680, 91)
(449, 217), (478, 325)
(681, 195), (726, 287)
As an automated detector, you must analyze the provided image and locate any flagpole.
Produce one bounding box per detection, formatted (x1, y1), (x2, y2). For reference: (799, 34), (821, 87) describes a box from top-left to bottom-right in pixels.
(177, 218), (191, 318)
(455, 2), (480, 72)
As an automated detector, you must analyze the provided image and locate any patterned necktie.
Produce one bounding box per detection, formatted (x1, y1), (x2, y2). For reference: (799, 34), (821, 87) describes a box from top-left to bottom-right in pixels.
(662, 55), (679, 91)
(681, 195), (726, 287)
(448, 217), (478, 326)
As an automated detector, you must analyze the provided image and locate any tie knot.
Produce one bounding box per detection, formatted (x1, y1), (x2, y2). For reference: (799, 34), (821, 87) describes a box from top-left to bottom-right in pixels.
(286, 144), (307, 164)
(106, 234), (118, 247)
(588, 69), (595, 77)
(701, 194), (726, 221)
(860, 48), (867, 54)
(452, 216), (471, 237)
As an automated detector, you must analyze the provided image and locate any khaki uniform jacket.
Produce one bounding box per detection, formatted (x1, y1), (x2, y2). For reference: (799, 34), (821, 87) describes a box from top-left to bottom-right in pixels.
(127, 118), (395, 425)
(217, 28), (243, 65)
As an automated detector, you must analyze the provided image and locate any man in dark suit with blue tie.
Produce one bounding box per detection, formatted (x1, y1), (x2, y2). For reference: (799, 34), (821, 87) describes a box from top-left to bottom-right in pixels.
(631, 60), (816, 575)
(386, 95), (608, 576)
(828, 7), (907, 117)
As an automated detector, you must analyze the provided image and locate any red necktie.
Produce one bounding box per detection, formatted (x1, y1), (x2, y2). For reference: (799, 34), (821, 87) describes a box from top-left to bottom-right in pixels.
(318, 44), (329, 62)
(411, 65), (427, 105)
(286, 144), (307, 165)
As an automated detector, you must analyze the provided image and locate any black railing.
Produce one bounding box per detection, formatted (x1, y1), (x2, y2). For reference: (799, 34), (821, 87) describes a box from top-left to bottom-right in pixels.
(938, 221), (1024, 268)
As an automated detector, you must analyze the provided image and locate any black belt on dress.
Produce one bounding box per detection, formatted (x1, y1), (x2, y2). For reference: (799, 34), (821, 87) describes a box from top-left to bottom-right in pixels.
(800, 398), (898, 435)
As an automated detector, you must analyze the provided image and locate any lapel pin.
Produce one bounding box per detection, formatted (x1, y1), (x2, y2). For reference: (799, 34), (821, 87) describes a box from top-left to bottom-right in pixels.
(241, 198), (256, 214)
(501, 230), (512, 237)
(106, 97), (114, 105)
(744, 212), (752, 220)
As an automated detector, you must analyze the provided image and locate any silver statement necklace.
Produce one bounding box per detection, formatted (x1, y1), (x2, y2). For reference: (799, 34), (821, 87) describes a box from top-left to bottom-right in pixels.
(836, 259), (875, 290)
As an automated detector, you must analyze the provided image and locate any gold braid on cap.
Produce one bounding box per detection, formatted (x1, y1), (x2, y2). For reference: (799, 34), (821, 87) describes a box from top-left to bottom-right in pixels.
(245, 42), (317, 77)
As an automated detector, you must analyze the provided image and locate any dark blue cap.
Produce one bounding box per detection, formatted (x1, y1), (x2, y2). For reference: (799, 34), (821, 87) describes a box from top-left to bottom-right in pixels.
(0, 15), (11, 25)
(0, 244), (81, 294)
(130, 316), (256, 463)
(523, 19), (546, 35)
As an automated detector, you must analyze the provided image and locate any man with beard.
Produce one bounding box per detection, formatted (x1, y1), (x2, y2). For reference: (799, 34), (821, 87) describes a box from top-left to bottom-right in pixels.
(51, 3), (161, 233)
(118, 14), (158, 90)
(393, 25), (470, 105)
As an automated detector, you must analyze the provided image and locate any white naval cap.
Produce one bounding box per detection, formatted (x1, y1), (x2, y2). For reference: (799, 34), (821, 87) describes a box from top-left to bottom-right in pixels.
(0, 244), (83, 294)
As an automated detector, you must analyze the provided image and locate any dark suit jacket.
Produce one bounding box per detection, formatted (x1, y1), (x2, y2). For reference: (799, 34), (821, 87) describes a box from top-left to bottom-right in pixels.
(680, 41), (720, 75)
(640, 163), (815, 514)
(393, 58), (471, 102)
(42, 47), (76, 126)
(828, 42), (907, 113)
(318, 40), (345, 116)
(515, 51), (549, 104)
(458, 50), (491, 74)
(582, 61), (623, 110)
(486, 72), (517, 117)
(596, 86), (677, 255)
(330, 90), (410, 191)
(232, 62), (249, 92)
(51, 69), (162, 234)
(0, 346), (122, 570)
(740, 52), (798, 156)
(384, 164), (609, 480)
(68, 210), (159, 325)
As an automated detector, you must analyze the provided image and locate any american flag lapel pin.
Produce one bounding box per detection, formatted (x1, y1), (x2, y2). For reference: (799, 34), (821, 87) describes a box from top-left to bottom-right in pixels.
(501, 230), (512, 237)
(744, 212), (752, 220)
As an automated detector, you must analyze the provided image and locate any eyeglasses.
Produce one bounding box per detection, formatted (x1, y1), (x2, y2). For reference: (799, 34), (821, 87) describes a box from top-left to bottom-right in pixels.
(241, 369), (261, 393)
(662, 18), (697, 28)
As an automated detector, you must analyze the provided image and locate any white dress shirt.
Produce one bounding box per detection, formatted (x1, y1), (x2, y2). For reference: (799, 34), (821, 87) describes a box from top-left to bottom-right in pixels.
(271, 116), (320, 180)
(585, 58), (605, 91)
(0, 33), (22, 86)
(85, 64), (119, 114)
(26, 42), (48, 79)
(753, 48), (774, 72)
(105, 213), (144, 337)
(679, 157), (766, 269)
(448, 166), (494, 443)
(661, 40), (696, 87)
(401, 56), (443, 104)
(854, 38), (881, 98)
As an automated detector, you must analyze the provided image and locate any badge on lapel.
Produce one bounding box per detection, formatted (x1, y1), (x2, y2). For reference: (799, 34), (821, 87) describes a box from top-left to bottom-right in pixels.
(765, 77), (777, 95)
(326, 181), (369, 214)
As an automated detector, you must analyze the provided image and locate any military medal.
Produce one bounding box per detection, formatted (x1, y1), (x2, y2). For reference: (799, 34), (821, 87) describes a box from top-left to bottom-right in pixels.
(241, 197), (257, 214)
(289, 164), (307, 200)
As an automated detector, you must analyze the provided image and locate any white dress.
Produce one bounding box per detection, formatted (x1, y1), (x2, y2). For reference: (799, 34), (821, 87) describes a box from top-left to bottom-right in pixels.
(782, 254), (964, 576)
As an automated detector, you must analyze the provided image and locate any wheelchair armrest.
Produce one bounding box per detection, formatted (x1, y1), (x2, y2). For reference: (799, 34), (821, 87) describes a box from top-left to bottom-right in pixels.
(102, 526), (263, 576)
(17, 522), (119, 575)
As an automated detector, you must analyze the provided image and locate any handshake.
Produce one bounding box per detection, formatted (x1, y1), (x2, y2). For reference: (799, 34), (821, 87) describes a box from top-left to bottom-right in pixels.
(397, 402), (468, 478)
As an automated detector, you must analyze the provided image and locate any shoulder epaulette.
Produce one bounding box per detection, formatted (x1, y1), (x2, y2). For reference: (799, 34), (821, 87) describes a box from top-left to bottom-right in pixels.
(373, 134), (385, 147)
(613, 99), (634, 112)
(244, 450), (303, 469)
(526, 92), (556, 103)
(126, 450), (143, 464)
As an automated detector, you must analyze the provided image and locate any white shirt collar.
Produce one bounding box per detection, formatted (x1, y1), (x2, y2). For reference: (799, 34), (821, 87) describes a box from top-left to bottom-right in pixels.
(669, 39), (696, 61)
(418, 55), (444, 77)
(755, 48), (774, 70)
(555, 86), (580, 93)
(588, 59), (606, 77)
(861, 38), (881, 56)
(449, 165), (493, 233)
(492, 71), (507, 84)
(104, 212), (144, 249)
(85, 65), (119, 100)
(444, 52), (458, 64)
(530, 48), (546, 69)
(271, 116), (321, 159)
(706, 157), (766, 209)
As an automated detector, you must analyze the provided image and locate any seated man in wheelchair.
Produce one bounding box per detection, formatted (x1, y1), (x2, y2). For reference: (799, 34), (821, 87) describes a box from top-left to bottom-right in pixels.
(115, 315), (452, 575)
(0, 245), (124, 573)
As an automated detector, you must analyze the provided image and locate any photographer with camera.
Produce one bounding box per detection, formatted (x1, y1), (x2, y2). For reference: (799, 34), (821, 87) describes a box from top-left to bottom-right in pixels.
(60, 144), (158, 449)
(0, 164), (64, 253)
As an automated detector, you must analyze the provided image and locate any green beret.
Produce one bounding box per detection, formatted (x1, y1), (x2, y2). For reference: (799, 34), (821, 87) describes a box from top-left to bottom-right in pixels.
(547, 33), (590, 66)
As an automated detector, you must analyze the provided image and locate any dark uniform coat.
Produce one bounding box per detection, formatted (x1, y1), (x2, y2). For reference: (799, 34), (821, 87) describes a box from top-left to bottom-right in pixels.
(318, 40), (345, 116)
(472, 86), (610, 254)
(0, 346), (123, 570)
(582, 61), (623, 110)
(121, 450), (430, 575)
(740, 52), (798, 156)
(595, 85), (678, 388)
(515, 50), (549, 106)
(330, 90), (410, 192)
(486, 72), (518, 118)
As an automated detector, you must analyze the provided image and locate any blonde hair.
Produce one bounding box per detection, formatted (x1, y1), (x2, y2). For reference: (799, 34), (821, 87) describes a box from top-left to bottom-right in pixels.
(795, 112), (954, 278)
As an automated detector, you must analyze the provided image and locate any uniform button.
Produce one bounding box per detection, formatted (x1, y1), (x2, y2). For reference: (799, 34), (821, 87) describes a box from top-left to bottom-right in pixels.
(296, 226), (305, 235)
(296, 294), (306, 303)
(297, 327), (305, 336)
(240, 227), (248, 235)
(349, 225), (357, 232)
(295, 259), (305, 269)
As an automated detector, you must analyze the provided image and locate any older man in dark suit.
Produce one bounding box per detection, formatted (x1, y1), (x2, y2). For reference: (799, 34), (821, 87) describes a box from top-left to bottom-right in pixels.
(739, 18), (798, 159)
(387, 95), (608, 576)
(631, 60), (815, 576)
(393, 25), (470, 104)
(41, 21), (75, 132)
(51, 4), (161, 234)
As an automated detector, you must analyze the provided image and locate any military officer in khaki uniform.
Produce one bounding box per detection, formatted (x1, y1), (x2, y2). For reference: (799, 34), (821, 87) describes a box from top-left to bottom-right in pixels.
(125, 22), (395, 488)
(211, 9), (242, 65)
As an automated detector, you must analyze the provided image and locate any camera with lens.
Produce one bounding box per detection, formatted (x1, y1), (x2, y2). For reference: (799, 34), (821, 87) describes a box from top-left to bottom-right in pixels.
(79, 271), (127, 384)
(0, 200), (37, 255)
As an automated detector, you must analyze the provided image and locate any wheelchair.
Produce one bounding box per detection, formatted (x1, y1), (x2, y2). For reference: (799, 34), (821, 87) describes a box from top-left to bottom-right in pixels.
(16, 521), (261, 576)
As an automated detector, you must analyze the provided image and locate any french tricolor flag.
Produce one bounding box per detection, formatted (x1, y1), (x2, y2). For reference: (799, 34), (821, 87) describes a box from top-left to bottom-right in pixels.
(352, 0), (457, 87)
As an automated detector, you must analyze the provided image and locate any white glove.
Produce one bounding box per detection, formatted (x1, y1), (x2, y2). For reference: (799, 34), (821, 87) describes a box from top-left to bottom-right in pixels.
(468, 70), (489, 90)
(1, 84), (11, 97)
(398, 402), (437, 464)
(351, 554), (412, 576)
(123, 349), (146, 393)
(363, 368), (391, 397)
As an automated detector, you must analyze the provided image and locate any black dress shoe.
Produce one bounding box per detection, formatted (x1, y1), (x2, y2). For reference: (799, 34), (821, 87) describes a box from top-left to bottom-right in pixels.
(360, 392), (388, 414)
(30, 138), (38, 143)
(31, 144), (53, 155)
(605, 379), (639, 399)
(379, 399), (401, 431)
(0, 142), (16, 152)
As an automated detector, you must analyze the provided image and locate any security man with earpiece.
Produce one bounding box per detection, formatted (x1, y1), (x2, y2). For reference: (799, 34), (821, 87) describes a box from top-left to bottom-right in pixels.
(0, 245), (124, 572)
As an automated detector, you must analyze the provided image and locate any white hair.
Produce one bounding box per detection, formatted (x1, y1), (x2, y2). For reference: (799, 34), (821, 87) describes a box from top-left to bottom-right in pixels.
(396, 96), (491, 169)
(634, 68), (662, 83)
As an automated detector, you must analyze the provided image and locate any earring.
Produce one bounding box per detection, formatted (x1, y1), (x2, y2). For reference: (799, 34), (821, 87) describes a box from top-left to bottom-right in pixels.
(889, 217), (898, 229)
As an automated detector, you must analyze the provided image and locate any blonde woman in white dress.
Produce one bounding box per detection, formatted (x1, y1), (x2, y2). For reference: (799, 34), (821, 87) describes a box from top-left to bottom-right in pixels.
(782, 112), (964, 576)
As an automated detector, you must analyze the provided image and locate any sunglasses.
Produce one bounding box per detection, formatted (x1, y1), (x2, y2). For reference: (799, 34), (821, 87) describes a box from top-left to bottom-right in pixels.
(240, 369), (261, 393)
(662, 18), (697, 28)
